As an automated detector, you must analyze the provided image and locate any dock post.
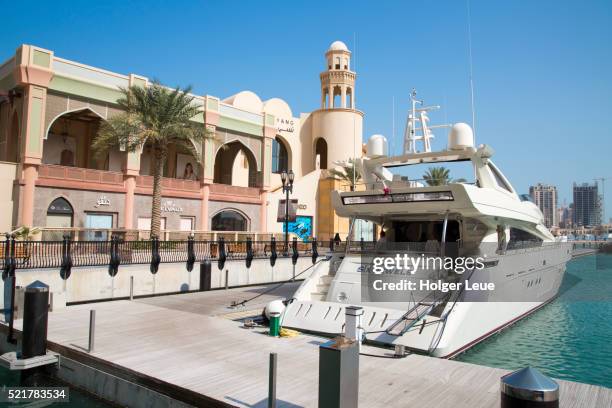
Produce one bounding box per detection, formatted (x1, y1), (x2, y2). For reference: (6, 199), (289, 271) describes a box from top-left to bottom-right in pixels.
(22, 281), (50, 359)
(318, 338), (359, 408)
(268, 352), (277, 408)
(129, 276), (134, 300)
(199, 260), (212, 291)
(500, 367), (559, 408)
(345, 306), (364, 351)
(88, 310), (96, 353)
(225, 269), (229, 290)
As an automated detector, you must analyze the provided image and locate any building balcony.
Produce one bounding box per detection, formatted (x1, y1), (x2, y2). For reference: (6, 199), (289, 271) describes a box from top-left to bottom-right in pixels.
(37, 164), (124, 191)
(135, 175), (201, 192)
(209, 183), (261, 203)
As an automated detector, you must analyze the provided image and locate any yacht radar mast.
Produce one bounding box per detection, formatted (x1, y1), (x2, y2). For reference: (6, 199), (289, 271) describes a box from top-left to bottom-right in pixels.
(403, 89), (450, 154)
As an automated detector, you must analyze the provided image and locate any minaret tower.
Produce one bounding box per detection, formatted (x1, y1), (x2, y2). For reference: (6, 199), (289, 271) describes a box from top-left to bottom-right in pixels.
(312, 41), (363, 171)
(320, 41), (356, 109)
(312, 41), (364, 241)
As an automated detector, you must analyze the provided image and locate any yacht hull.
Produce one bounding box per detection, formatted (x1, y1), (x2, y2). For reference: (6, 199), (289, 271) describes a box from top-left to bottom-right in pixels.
(282, 244), (571, 358)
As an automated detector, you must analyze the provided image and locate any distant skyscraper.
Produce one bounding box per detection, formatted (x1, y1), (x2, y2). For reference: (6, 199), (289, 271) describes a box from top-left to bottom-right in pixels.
(572, 182), (602, 227)
(557, 206), (571, 229)
(529, 184), (558, 228)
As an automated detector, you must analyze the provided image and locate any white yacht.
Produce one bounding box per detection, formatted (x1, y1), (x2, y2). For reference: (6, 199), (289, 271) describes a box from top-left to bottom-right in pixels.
(282, 94), (571, 358)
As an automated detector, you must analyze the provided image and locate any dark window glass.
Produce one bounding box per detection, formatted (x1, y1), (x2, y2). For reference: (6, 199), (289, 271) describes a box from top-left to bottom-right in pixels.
(272, 138), (288, 174)
(47, 197), (73, 214)
(212, 211), (248, 231)
(508, 228), (543, 249)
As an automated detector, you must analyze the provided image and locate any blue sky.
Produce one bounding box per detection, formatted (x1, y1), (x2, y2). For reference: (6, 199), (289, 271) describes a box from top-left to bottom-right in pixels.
(3, 0), (611, 220)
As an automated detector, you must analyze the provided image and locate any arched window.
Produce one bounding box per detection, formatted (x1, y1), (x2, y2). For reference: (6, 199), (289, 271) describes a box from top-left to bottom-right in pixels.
(46, 197), (74, 228)
(272, 137), (288, 174)
(315, 138), (328, 170)
(212, 210), (248, 231)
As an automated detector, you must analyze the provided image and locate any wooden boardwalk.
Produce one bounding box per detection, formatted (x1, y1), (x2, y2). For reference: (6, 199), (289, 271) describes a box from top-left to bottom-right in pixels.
(12, 284), (612, 408)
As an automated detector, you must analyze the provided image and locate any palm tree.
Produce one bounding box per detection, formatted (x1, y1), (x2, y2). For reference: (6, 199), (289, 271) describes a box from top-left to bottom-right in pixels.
(12, 226), (40, 241)
(93, 81), (209, 238)
(423, 166), (451, 186)
(329, 159), (361, 191)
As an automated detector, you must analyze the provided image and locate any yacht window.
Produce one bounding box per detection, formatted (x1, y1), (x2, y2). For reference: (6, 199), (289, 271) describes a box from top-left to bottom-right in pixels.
(508, 228), (542, 249)
(489, 164), (513, 193)
(392, 220), (460, 243)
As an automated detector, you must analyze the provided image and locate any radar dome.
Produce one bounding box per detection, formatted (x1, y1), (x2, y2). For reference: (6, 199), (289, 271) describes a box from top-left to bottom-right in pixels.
(366, 134), (388, 158)
(448, 123), (474, 150)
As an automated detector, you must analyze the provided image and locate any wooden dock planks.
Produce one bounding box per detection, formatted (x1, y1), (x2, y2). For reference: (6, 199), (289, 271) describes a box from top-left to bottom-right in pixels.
(10, 284), (612, 408)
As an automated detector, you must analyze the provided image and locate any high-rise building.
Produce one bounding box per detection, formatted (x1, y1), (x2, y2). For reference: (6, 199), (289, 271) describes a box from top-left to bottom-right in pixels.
(572, 183), (602, 227)
(557, 206), (570, 229)
(529, 183), (558, 228)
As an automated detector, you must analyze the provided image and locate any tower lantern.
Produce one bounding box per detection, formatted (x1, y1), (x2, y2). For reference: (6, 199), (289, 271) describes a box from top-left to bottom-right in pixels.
(320, 41), (356, 109)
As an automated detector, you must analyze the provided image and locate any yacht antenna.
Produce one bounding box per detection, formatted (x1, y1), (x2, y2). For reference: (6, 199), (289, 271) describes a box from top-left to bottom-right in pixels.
(403, 89), (448, 154)
(467, 0), (477, 141)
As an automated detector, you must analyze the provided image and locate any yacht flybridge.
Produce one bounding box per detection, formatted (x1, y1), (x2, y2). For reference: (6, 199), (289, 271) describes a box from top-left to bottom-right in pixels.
(281, 92), (571, 358)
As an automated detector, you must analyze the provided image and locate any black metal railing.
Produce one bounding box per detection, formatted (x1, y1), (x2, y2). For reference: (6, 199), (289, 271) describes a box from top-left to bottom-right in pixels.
(0, 234), (328, 272)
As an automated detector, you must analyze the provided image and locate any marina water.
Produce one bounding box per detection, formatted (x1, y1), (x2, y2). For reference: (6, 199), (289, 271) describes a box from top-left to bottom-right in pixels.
(457, 254), (612, 388)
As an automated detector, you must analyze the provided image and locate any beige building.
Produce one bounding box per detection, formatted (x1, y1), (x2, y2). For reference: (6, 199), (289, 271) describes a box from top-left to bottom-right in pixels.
(0, 41), (363, 240)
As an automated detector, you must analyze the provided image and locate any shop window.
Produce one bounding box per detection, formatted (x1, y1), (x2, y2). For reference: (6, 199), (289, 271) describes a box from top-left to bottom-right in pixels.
(212, 210), (248, 231)
(85, 213), (114, 241)
(46, 197), (73, 227)
(45, 197), (74, 240)
(137, 217), (167, 231)
(180, 216), (195, 231)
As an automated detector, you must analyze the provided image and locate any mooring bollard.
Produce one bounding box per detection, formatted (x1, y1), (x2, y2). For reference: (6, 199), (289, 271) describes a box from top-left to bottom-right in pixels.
(501, 367), (559, 408)
(225, 269), (229, 290)
(318, 337), (359, 408)
(269, 312), (281, 337)
(268, 353), (277, 408)
(129, 276), (134, 301)
(199, 260), (212, 291)
(345, 306), (364, 351)
(22, 281), (50, 359)
(88, 310), (96, 353)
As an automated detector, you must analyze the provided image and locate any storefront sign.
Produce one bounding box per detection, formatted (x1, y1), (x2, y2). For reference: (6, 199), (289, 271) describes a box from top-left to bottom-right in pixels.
(276, 117), (295, 133)
(298, 204), (307, 210)
(94, 195), (111, 208)
(161, 200), (184, 213)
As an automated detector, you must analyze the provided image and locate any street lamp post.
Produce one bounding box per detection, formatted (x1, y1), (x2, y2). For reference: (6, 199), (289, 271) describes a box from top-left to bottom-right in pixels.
(281, 170), (295, 254)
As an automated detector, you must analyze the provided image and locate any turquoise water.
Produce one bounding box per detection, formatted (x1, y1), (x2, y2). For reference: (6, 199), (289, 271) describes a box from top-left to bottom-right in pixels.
(0, 367), (113, 407)
(457, 254), (612, 388)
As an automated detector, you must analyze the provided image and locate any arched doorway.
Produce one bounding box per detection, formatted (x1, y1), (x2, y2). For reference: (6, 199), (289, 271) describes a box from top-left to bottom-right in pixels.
(211, 210), (249, 231)
(272, 136), (289, 174)
(139, 140), (200, 180)
(213, 141), (257, 187)
(315, 138), (328, 170)
(44, 109), (125, 171)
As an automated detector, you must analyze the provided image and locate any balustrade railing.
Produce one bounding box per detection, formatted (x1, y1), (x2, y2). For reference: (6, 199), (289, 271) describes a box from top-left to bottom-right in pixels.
(0, 235), (327, 272)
